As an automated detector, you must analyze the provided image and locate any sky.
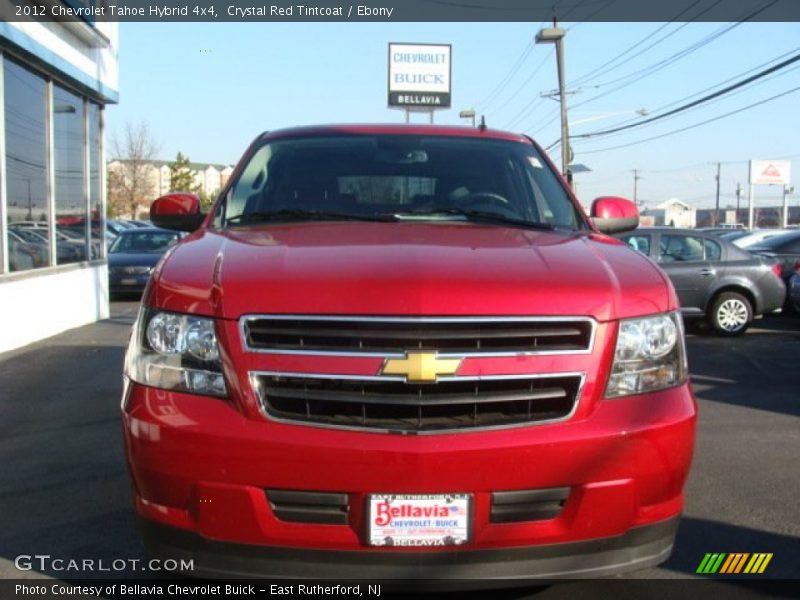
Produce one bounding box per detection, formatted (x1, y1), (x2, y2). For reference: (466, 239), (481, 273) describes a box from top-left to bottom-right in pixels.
(106, 21), (800, 211)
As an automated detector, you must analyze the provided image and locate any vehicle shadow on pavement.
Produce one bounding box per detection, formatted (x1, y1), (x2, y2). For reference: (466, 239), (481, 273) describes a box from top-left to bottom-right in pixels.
(686, 318), (800, 418)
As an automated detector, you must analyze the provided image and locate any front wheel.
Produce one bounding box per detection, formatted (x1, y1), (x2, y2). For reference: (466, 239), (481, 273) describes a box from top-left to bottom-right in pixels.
(709, 292), (752, 336)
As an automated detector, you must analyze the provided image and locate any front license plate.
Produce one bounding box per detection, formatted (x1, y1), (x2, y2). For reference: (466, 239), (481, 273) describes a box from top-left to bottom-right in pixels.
(368, 494), (470, 547)
(120, 278), (138, 285)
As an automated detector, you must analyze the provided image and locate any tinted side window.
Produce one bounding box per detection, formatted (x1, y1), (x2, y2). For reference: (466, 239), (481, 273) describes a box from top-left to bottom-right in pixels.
(704, 239), (721, 261)
(622, 234), (651, 255)
(661, 235), (704, 262)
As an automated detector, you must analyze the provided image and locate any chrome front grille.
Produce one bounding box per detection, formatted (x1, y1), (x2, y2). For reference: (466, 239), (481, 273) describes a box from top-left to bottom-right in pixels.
(251, 373), (583, 434)
(243, 315), (591, 433)
(241, 315), (595, 356)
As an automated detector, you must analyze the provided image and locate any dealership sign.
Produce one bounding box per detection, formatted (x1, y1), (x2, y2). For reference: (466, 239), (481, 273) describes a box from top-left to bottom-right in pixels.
(749, 160), (791, 185)
(388, 43), (451, 109)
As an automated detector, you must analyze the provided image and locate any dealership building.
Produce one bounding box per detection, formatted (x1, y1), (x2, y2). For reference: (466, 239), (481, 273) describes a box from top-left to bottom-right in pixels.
(0, 12), (118, 353)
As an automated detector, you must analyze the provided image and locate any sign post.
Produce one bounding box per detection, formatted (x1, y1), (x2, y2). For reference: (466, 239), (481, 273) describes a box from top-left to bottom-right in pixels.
(748, 160), (791, 228)
(388, 43), (452, 123)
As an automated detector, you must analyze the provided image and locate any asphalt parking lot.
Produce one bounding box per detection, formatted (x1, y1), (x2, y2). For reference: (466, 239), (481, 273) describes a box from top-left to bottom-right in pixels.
(0, 300), (797, 596)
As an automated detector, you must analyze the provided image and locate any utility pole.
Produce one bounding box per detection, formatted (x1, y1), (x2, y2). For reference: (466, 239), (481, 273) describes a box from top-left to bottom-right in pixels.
(782, 184), (792, 228)
(555, 22), (569, 187)
(735, 182), (741, 225)
(714, 162), (721, 226)
(26, 179), (33, 220)
(536, 20), (570, 186)
(632, 169), (642, 205)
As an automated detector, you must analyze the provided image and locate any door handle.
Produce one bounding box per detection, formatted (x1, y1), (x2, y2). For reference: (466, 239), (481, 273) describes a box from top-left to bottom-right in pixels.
(699, 268), (716, 277)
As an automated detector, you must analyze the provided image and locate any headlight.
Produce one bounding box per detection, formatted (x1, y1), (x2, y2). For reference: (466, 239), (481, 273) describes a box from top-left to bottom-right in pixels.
(606, 312), (687, 398)
(125, 308), (227, 397)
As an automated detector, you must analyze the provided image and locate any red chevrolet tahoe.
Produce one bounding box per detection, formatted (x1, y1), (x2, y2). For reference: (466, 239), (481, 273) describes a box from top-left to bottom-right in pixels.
(122, 124), (696, 581)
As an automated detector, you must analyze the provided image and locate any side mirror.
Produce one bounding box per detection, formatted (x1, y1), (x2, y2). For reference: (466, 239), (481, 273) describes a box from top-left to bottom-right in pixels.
(150, 193), (205, 232)
(590, 196), (639, 234)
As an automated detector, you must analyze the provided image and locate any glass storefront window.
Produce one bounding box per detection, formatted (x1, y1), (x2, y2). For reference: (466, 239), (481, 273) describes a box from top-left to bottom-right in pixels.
(1, 57), (105, 273)
(88, 103), (104, 259)
(4, 58), (49, 272)
(53, 86), (89, 263)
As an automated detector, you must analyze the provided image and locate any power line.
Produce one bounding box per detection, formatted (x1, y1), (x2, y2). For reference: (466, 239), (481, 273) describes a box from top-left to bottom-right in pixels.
(490, 50), (553, 119)
(567, 0), (709, 88)
(574, 62), (800, 147)
(486, 2), (612, 129)
(569, 0), (778, 112)
(589, 46), (800, 131)
(564, 0), (621, 25)
(527, 105), (561, 136)
(584, 0), (730, 89)
(559, 0), (591, 21)
(500, 49), (557, 130)
(570, 23), (739, 112)
(476, 39), (536, 112)
(528, 2), (779, 141)
(578, 84), (800, 154)
(503, 95), (548, 131)
(571, 52), (800, 140)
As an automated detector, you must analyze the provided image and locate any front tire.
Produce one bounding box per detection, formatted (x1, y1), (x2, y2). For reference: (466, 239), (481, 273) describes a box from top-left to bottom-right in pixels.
(709, 292), (752, 336)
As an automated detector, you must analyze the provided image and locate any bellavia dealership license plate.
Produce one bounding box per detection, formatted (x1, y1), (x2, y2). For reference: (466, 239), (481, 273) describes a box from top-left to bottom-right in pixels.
(368, 494), (470, 546)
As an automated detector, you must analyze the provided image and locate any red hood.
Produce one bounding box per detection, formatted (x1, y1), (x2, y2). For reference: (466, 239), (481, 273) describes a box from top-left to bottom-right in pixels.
(148, 222), (674, 321)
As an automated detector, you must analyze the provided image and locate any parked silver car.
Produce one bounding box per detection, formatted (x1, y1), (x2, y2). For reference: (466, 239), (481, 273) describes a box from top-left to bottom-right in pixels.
(616, 227), (786, 335)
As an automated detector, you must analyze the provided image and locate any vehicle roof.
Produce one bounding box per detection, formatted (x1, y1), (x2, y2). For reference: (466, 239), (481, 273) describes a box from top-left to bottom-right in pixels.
(749, 229), (800, 247)
(626, 226), (721, 235)
(258, 124), (532, 145)
(116, 226), (177, 235)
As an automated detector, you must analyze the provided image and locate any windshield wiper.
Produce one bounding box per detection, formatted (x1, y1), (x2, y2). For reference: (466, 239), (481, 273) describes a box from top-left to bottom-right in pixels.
(226, 209), (393, 225)
(391, 208), (557, 231)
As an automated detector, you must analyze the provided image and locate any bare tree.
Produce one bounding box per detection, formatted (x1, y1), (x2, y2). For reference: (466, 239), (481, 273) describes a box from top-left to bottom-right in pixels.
(107, 122), (160, 218)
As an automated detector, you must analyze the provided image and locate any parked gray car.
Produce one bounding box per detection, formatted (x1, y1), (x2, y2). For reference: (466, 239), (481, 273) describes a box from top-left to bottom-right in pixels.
(616, 227), (786, 335)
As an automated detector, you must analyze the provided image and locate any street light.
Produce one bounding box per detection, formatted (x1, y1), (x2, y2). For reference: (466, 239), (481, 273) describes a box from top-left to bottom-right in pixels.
(459, 109), (476, 127)
(536, 22), (570, 185)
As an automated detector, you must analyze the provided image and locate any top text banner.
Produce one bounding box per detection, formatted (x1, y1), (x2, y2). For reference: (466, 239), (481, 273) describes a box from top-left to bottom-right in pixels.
(2, 0), (800, 22)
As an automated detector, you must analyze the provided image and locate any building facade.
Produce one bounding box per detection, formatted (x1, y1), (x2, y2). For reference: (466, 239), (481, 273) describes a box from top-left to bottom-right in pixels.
(642, 198), (697, 229)
(107, 159), (234, 218)
(0, 11), (118, 353)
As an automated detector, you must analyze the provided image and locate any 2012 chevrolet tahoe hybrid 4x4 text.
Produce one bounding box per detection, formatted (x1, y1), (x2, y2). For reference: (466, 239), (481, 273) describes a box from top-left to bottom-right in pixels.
(121, 124), (696, 581)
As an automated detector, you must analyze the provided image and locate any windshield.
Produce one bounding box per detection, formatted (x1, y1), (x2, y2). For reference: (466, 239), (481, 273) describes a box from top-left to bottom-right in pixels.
(222, 135), (586, 230)
(109, 231), (181, 254)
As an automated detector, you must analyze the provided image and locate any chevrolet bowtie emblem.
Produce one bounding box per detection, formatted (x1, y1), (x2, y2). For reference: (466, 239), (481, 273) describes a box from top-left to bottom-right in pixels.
(381, 352), (462, 382)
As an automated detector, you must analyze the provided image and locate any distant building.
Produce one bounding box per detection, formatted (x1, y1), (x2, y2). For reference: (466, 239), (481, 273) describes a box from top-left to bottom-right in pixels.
(642, 198), (697, 228)
(696, 206), (800, 228)
(107, 159), (234, 218)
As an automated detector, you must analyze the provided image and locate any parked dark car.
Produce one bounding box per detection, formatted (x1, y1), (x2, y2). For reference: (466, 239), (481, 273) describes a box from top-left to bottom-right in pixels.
(124, 219), (153, 228)
(108, 227), (183, 296)
(616, 227), (785, 335)
(788, 273), (800, 313)
(748, 230), (800, 313)
(748, 229), (800, 281)
(697, 225), (745, 236)
(7, 231), (43, 271)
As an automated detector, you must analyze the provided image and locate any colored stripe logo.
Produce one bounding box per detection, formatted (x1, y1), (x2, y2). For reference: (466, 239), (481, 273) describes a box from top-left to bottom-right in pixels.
(696, 553), (773, 574)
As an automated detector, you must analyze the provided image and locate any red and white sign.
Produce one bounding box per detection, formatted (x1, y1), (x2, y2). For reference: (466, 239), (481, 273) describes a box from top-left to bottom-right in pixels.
(368, 494), (470, 546)
(750, 160), (791, 185)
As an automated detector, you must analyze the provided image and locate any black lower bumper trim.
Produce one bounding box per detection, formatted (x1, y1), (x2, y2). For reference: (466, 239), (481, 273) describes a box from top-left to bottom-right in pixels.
(139, 515), (679, 582)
